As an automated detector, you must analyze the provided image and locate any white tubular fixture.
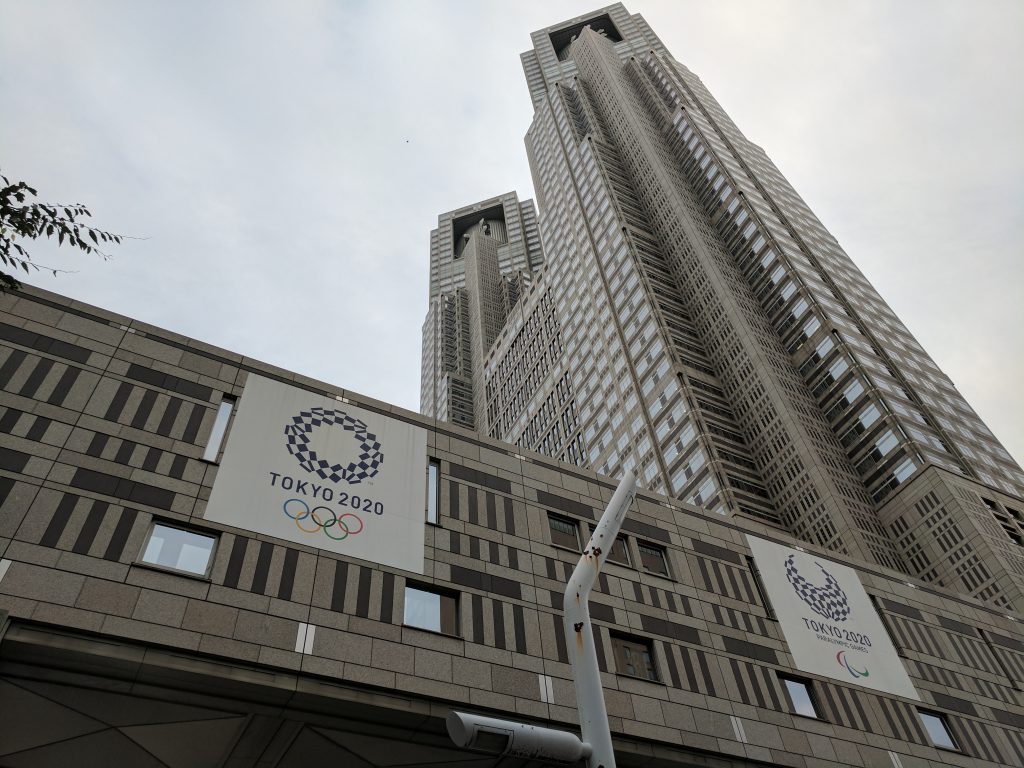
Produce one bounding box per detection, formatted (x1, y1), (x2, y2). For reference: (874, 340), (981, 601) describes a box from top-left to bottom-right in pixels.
(446, 711), (590, 763)
(564, 471), (637, 768)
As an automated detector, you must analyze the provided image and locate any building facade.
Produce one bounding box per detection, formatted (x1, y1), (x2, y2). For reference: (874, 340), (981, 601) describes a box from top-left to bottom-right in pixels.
(1, 285), (1022, 766)
(422, 4), (1024, 612)
(421, 192), (544, 431)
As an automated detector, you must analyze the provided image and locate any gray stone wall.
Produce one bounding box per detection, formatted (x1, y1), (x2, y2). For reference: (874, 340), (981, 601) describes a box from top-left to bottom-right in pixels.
(1, 286), (1021, 767)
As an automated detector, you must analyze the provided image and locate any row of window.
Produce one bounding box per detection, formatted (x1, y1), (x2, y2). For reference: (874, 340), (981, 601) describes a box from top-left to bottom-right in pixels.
(140, 515), (961, 754)
(152, 435), (967, 755)
(547, 512), (670, 576)
(405, 575), (959, 751)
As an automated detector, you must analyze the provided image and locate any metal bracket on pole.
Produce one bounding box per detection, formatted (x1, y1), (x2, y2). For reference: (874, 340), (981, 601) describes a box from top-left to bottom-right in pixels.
(564, 471), (637, 768)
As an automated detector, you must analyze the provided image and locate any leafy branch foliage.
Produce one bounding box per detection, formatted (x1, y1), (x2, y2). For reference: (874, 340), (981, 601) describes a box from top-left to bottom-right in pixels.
(1, 170), (122, 291)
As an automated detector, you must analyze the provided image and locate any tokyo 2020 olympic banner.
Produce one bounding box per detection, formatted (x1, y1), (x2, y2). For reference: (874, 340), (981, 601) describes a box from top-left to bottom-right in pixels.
(746, 535), (919, 699)
(204, 374), (428, 573)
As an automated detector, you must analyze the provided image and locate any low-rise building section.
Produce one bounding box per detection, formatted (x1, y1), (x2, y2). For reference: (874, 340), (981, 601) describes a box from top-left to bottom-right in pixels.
(1, 285), (1021, 766)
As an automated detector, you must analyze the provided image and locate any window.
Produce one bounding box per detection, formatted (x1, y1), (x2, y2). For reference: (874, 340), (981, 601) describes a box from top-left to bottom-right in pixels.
(611, 634), (659, 681)
(426, 460), (440, 524)
(780, 676), (822, 719)
(589, 526), (630, 565)
(746, 555), (776, 619)
(140, 523), (216, 576)
(637, 541), (670, 576)
(548, 514), (580, 550)
(201, 395), (236, 462)
(403, 585), (458, 635)
(919, 710), (958, 751)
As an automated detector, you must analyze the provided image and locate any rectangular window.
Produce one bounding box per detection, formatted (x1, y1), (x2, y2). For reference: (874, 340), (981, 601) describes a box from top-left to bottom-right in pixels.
(638, 541), (670, 576)
(426, 460), (440, 524)
(548, 514), (580, 550)
(746, 555), (776, 619)
(403, 585), (458, 635)
(201, 395), (236, 462)
(780, 676), (822, 719)
(607, 534), (631, 565)
(589, 526), (630, 565)
(140, 523), (216, 577)
(919, 710), (958, 751)
(611, 634), (659, 681)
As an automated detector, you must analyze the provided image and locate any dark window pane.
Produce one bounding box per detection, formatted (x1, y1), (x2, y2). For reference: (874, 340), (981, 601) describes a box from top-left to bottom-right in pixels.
(638, 541), (669, 575)
(440, 592), (458, 634)
(608, 535), (630, 565)
(549, 515), (579, 549)
(612, 635), (658, 681)
(590, 526), (630, 565)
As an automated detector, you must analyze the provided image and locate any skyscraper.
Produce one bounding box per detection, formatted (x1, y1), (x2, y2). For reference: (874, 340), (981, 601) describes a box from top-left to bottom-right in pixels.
(422, 4), (1024, 610)
(421, 192), (543, 431)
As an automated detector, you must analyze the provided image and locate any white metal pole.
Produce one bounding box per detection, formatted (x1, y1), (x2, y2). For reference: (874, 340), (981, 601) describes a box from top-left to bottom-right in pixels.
(563, 471), (637, 768)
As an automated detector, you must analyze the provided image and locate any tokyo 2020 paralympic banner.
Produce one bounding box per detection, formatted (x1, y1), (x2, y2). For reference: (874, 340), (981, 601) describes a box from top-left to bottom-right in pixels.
(204, 375), (428, 573)
(746, 535), (919, 699)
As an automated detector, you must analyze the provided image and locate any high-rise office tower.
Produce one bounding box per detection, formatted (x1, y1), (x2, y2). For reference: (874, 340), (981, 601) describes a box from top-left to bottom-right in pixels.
(421, 4), (1024, 610)
(420, 192), (543, 431)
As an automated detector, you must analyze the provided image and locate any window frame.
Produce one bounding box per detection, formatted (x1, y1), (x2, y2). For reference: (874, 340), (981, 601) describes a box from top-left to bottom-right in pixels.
(637, 540), (671, 577)
(746, 555), (776, 619)
(779, 674), (823, 720)
(425, 459), (440, 525)
(137, 520), (218, 579)
(201, 395), (237, 463)
(402, 583), (460, 637)
(610, 633), (660, 682)
(547, 513), (581, 551)
(918, 709), (960, 752)
(588, 525), (631, 566)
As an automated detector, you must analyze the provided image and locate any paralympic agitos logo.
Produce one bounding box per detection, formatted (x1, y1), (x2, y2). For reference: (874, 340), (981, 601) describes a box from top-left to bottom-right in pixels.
(275, 407), (385, 543)
(784, 554), (851, 622)
(836, 650), (869, 679)
(785, 553), (874, 678)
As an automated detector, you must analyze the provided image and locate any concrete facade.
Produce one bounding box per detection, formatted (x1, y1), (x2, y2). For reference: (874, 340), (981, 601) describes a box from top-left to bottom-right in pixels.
(1, 285), (1021, 767)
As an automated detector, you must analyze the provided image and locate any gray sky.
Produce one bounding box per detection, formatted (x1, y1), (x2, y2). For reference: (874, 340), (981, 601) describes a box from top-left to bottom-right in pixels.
(2, 0), (1022, 467)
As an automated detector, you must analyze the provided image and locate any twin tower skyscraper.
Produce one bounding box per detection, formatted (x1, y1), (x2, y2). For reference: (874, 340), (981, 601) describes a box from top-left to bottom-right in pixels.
(420, 4), (1024, 612)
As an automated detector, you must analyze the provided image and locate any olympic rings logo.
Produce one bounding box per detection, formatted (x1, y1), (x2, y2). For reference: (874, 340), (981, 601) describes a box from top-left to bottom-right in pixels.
(282, 498), (364, 541)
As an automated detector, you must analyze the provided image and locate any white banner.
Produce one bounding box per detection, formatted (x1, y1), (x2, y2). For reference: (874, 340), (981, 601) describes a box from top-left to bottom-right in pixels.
(205, 375), (428, 573)
(746, 535), (919, 699)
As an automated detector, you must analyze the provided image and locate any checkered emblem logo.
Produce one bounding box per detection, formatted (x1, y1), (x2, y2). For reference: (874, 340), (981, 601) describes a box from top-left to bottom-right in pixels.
(284, 407), (383, 485)
(785, 554), (851, 622)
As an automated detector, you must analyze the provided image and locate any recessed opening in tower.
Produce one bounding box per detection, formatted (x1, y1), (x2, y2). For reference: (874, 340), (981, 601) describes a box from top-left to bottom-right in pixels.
(549, 14), (622, 61)
(452, 204), (506, 258)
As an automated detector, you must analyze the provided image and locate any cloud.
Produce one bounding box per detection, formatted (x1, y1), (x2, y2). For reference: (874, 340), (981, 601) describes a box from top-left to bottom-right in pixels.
(2, 0), (1021, 467)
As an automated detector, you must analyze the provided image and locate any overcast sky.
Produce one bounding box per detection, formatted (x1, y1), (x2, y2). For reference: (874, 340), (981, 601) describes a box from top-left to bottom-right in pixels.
(2, 0), (1022, 467)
